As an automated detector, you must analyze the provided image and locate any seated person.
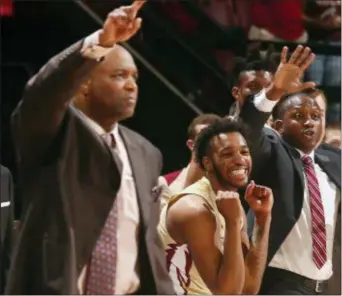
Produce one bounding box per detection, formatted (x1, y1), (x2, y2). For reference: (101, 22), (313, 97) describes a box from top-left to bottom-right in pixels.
(159, 119), (273, 294)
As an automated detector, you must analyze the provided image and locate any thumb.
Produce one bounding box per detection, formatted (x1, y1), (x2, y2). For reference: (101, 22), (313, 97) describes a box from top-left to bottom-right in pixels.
(245, 180), (255, 199)
(298, 81), (316, 92)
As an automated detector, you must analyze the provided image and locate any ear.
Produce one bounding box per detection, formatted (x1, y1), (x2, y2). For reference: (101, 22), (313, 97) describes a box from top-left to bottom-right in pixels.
(231, 86), (240, 100)
(80, 80), (91, 96)
(74, 80), (91, 108)
(186, 139), (195, 151)
(273, 119), (284, 134)
(202, 156), (212, 173)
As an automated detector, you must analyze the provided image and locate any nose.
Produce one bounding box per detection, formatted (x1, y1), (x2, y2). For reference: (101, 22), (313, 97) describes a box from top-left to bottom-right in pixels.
(232, 152), (245, 165)
(303, 117), (314, 128)
(124, 77), (137, 92)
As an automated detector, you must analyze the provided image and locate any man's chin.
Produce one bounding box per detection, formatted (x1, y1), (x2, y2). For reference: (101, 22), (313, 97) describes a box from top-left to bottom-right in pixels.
(221, 179), (248, 191)
(117, 109), (136, 121)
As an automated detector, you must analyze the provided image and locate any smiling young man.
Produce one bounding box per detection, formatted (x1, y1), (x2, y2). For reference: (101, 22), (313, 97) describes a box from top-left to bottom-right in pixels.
(158, 119), (274, 295)
(239, 45), (341, 295)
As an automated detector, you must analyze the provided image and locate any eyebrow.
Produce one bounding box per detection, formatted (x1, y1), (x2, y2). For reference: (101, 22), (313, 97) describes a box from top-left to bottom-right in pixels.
(219, 145), (249, 152)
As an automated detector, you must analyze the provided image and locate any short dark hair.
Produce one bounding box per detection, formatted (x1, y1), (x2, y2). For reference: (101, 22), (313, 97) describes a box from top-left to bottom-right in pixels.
(194, 119), (250, 169)
(230, 47), (277, 88)
(272, 89), (325, 120)
(187, 114), (222, 140)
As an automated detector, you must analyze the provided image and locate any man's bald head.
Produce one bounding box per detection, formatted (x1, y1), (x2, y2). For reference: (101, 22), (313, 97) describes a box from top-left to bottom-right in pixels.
(92, 44), (134, 74)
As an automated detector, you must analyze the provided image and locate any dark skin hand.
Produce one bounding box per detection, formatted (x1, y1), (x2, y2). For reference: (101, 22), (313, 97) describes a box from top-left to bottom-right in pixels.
(266, 45), (316, 101)
(99, 0), (146, 47)
(167, 191), (246, 295)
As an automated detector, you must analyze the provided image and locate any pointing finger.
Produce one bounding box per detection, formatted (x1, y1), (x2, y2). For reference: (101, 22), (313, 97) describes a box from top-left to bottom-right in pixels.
(125, 1), (146, 21)
(132, 0), (146, 11)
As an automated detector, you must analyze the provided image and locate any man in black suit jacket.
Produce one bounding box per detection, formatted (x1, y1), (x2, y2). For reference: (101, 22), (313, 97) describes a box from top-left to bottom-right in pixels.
(0, 165), (14, 294)
(239, 45), (341, 295)
(6, 2), (174, 294)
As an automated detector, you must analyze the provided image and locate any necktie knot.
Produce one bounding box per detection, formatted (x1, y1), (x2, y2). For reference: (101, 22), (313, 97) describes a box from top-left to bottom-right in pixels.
(102, 133), (116, 149)
(302, 155), (313, 166)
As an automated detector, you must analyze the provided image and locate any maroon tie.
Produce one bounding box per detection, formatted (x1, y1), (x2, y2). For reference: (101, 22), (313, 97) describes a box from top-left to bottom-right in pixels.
(85, 133), (119, 294)
(302, 155), (327, 269)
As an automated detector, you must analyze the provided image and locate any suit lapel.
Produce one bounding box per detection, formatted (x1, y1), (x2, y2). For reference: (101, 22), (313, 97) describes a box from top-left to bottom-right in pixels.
(315, 152), (341, 190)
(282, 141), (305, 217)
(119, 126), (151, 229)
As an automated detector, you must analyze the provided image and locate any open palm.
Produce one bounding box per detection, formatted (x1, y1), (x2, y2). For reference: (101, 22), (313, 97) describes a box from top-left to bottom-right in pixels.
(272, 45), (316, 95)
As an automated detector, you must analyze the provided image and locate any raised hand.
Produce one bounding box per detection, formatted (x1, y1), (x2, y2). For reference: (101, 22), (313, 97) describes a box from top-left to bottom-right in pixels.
(216, 191), (243, 223)
(99, 1), (146, 47)
(267, 45), (316, 100)
(244, 181), (273, 224)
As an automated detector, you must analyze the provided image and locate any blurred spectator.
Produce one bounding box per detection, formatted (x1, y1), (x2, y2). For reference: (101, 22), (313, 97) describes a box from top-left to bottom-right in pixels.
(228, 48), (276, 117)
(160, 113), (221, 207)
(249, 0), (308, 43)
(325, 101), (341, 148)
(324, 123), (341, 148)
(154, 1), (199, 35)
(0, 165), (14, 294)
(303, 0), (341, 86)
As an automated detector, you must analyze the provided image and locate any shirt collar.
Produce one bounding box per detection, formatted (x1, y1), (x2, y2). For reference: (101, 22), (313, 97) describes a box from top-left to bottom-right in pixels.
(76, 108), (119, 137)
(295, 148), (315, 161)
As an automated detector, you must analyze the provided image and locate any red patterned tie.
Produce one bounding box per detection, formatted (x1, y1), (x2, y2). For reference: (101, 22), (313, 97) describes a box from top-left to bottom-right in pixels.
(302, 155), (327, 269)
(85, 133), (119, 294)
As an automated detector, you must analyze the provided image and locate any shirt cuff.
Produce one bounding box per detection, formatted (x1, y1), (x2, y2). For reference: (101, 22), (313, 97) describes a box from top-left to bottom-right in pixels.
(253, 88), (278, 113)
(81, 30), (116, 61)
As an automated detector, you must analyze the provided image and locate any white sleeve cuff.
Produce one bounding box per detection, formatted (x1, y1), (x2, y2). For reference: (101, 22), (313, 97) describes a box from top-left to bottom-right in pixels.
(80, 30), (116, 61)
(82, 30), (101, 50)
(253, 88), (278, 113)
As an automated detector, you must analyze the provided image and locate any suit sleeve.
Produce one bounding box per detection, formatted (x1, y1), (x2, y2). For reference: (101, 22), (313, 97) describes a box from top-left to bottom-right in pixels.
(0, 167), (14, 294)
(11, 33), (111, 162)
(239, 93), (273, 167)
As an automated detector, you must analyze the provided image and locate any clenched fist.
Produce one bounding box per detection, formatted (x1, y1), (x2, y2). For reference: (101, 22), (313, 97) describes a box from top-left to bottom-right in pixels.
(99, 1), (146, 47)
(245, 181), (273, 224)
(216, 191), (243, 223)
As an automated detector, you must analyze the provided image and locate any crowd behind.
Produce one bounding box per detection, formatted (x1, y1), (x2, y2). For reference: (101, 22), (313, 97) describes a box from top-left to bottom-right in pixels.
(0, 0), (341, 295)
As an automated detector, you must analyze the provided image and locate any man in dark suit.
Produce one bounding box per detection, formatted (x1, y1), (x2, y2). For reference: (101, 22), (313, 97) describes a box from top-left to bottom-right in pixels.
(0, 165), (14, 294)
(239, 45), (341, 295)
(6, 1), (174, 294)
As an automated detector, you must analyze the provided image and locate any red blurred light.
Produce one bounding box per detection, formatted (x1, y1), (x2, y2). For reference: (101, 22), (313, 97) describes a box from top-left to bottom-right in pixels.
(0, 0), (13, 17)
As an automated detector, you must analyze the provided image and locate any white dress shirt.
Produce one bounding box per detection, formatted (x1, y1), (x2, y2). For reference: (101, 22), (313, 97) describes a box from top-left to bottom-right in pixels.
(77, 111), (140, 294)
(254, 89), (340, 280)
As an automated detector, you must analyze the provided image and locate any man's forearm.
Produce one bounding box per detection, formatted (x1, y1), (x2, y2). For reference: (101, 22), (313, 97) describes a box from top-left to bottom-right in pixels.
(13, 32), (114, 159)
(243, 215), (271, 295)
(215, 220), (245, 295)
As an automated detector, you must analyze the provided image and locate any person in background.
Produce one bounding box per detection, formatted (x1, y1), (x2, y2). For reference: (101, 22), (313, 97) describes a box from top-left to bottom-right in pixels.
(159, 119), (273, 295)
(249, 0), (308, 43)
(162, 114), (221, 190)
(159, 114), (221, 209)
(324, 101), (341, 149)
(303, 0), (341, 87)
(0, 165), (14, 294)
(228, 49), (275, 118)
(324, 123), (341, 148)
(6, 2), (174, 294)
(239, 45), (341, 295)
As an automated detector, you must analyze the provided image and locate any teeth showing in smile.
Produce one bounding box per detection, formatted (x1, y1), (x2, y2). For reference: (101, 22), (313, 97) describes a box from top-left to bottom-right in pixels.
(230, 169), (247, 177)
